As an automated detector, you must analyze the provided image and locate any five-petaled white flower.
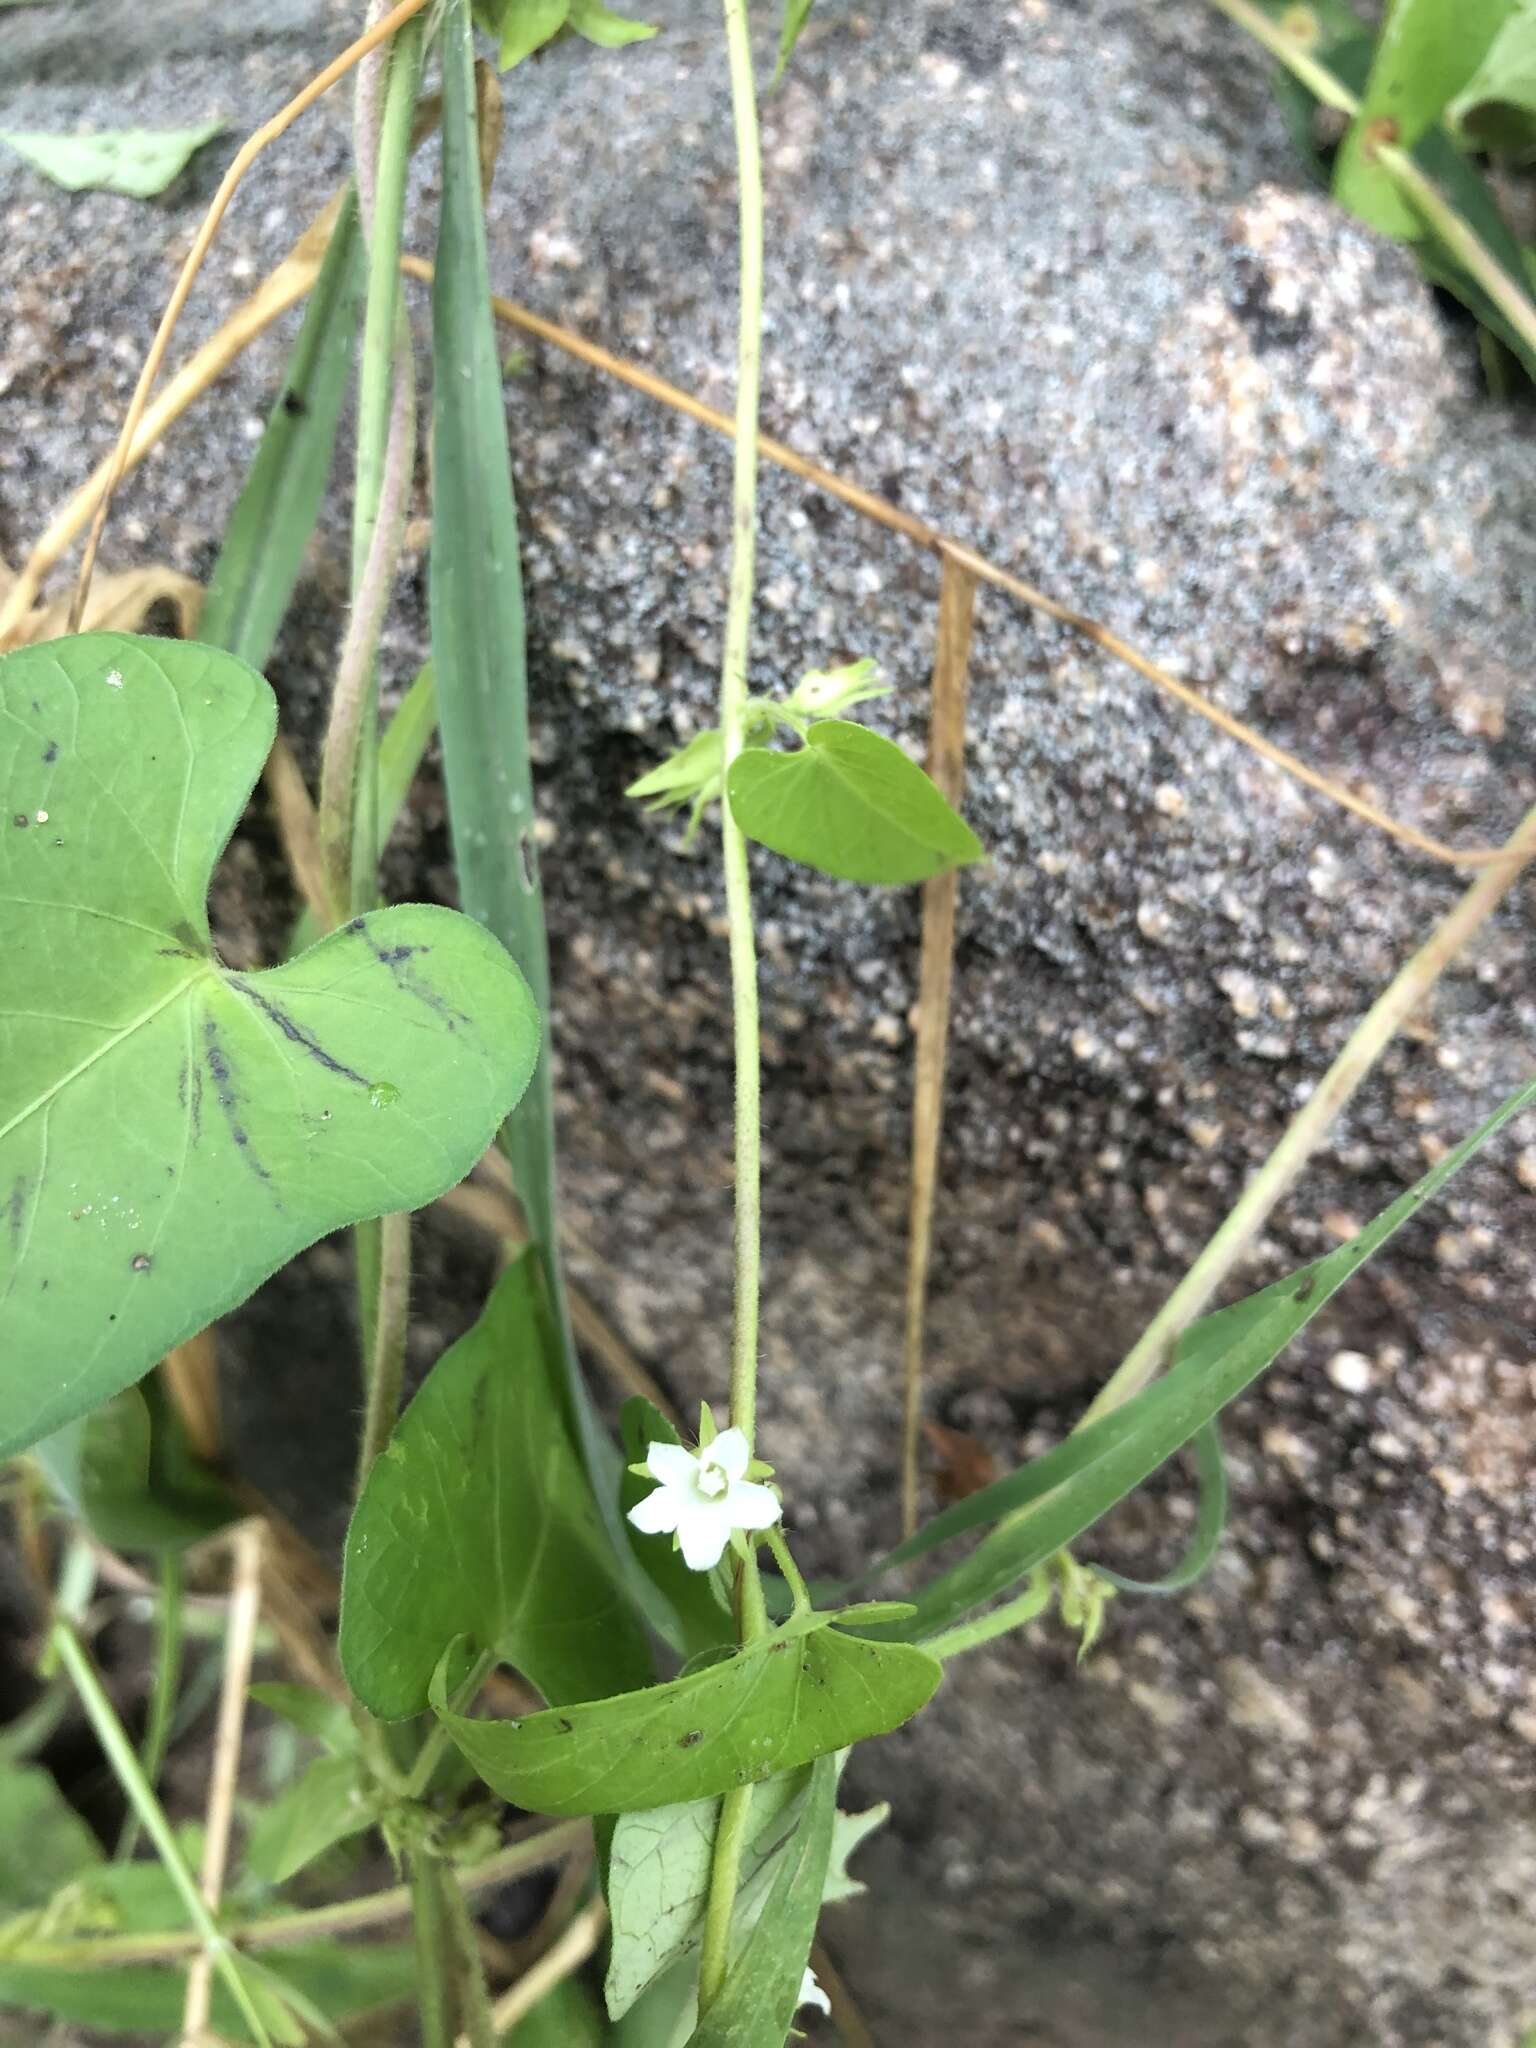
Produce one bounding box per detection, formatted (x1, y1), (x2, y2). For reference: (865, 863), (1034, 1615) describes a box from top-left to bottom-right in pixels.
(626, 1427), (780, 1571)
(796, 1966), (831, 2017)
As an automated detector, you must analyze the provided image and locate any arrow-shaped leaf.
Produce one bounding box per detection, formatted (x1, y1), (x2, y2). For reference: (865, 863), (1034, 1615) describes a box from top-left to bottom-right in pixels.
(0, 632), (540, 1457)
(434, 1625), (940, 1817)
(340, 1252), (651, 1719)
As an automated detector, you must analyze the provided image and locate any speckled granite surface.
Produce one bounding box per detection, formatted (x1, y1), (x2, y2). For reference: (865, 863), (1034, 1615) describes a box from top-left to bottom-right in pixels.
(4, 3), (1536, 2040)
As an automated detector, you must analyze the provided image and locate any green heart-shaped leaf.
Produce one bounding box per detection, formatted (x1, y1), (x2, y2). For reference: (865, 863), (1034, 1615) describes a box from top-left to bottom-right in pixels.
(433, 1624), (941, 1816)
(340, 1251), (651, 1719)
(0, 633), (540, 1457)
(726, 719), (982, 885)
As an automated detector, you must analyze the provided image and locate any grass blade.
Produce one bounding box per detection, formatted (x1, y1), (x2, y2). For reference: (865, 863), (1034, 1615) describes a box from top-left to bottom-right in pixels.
(1089, 1420), (1227, 1596)
(200, 191), (363, 669)
(855, 1076), (1535, 1637)
(429, 2), (626, 1518)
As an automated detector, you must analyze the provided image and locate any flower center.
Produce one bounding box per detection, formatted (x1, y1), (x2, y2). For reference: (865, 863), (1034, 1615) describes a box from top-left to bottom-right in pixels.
(696, 1457), (729, 1500)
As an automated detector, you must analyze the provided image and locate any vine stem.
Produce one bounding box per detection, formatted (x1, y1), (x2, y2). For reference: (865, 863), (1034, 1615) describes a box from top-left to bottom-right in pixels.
(698, 0), (769, 2015)
(1205, 0), (1536, 363)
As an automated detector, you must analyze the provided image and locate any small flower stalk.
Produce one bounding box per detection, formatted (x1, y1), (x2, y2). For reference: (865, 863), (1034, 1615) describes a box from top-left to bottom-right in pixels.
(627, 1410), (780, 1571)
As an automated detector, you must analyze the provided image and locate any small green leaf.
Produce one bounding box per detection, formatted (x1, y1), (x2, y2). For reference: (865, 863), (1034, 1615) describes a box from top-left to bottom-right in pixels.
(0, 1766), (103, 1911)
(823, 1797), (887, 1905)
(566, 0), (657, 47)
(248, 1682), (358, 1755)
(243, 1754), (376, 1885)
(434, 1625), (941, 1816)
(774, 0), (815, 82)
(340, 1252), (651, 1719)
(0, 119), (225, 198)
(1449, 3), (1536, 154)
(605, 1768), (811, 2019)
(201, 190), (365, 673)
(33, 1383), (235, 1554)
(1332, 0), (1513, 236)
(508, 1975), (608, 2043)
(0, 632), (541, 1458)
(727, 720), (983, 885)
(474, 0), (572, 67)
(688, 1756), (836, 2048)
(619, 1399), (736, 1662)
(626, 729), (725, 813)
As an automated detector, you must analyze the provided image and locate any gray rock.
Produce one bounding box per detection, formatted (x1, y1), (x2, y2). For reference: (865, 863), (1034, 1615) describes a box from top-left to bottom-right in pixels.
(4, 2), (1536, 2043)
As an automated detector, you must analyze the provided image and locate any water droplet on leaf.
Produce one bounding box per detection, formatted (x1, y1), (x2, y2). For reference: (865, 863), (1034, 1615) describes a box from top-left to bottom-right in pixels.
(368, 1082), (401, 1110)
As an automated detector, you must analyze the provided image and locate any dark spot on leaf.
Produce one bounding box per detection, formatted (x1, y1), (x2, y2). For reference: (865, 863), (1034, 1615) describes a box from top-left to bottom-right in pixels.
(518, 831), (537, 890)
(679, 1730), (703, 1748)
(1292, 1275), (1317, 1304)
(42, 742), (57, 764)
(130, 1253), (152, 1273)
(6, 1177), (29, 1250)
(230, 981), (371, 1086)
(12, 815), (27, 829)
(364, 932), (467, 1033)
(344, 917), (366, 935)
(158, 947), (195, 958)
(203, 1019), (273, 1188)
(769, 1640), (790, 1653)
(556, 1717), (574, 1733)
(281, 389), (308, 417)
(170, 919), (201, 952)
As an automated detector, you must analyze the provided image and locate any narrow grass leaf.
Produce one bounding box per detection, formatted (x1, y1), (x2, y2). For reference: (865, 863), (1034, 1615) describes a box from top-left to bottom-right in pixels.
(1089, 1420), (1228, 1596)
(431, 0), (627, 1543)
(854, 1077), (1535, 1635)
(201, 192), (364, 671)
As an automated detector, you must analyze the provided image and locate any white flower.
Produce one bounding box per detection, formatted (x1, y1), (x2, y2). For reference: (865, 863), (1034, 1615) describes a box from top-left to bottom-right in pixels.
(796, 1966), (831, 2016)
(626, 1426), (780, 1571)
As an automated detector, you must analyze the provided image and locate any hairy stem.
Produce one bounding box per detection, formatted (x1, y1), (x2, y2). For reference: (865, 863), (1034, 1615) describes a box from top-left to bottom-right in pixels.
(698, 0), (769, 2011)
(441, 1858), (497, 2048)
(354, 1205), (412, 1488)
(410, 1851), (458, 2048)
(717, 0), (766, 1456)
